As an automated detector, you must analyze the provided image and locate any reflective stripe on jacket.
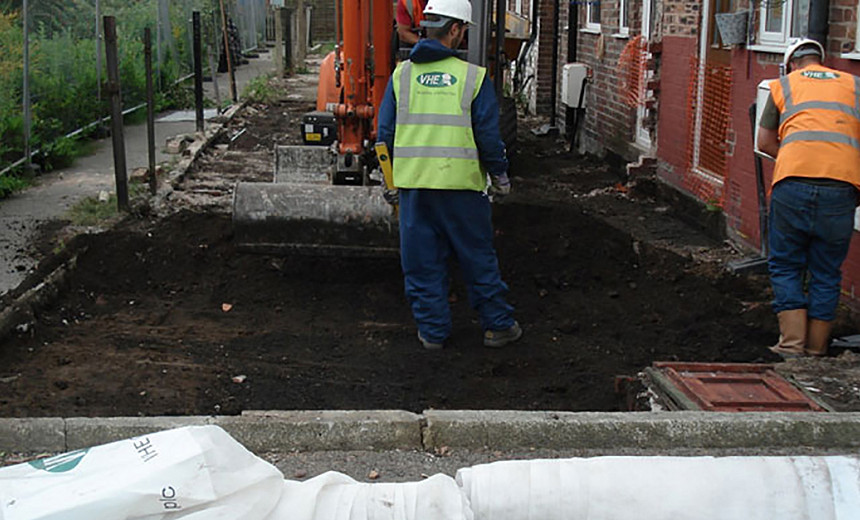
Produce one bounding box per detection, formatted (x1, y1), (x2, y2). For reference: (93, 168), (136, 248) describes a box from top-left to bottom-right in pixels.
(400, 0), (424, 28)
(769, 65), (860, 189)
(392, 56), (487, 191)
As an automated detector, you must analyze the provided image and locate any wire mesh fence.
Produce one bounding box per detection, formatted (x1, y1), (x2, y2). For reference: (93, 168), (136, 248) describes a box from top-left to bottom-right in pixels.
(0, 0), (267, 176)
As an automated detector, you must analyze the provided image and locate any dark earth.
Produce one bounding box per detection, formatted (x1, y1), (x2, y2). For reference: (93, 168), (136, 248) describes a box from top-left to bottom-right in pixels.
(2, 67), (860, 418)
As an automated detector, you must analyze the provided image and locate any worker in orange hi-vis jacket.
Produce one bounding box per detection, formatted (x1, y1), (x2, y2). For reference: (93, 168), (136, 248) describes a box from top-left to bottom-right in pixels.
(757, 38), (860, 359)
(396, 0), (426, 46)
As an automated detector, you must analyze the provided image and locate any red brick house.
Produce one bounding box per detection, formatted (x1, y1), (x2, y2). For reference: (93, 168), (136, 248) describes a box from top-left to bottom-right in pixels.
(657, 0), (860, 309)
(556, 0), (860, 311)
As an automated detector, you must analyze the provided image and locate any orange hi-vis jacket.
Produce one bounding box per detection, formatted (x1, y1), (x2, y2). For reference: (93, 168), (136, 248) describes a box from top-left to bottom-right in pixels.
(400, 0), (425, 28)
(769, 64), (860, 190)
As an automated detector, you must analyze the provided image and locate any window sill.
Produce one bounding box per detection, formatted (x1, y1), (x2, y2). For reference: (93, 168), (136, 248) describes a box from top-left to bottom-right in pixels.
(841, 51), (860, 61)
(611, 32), (630, 39)
(747, 43), (786, 54)
(580, 27), (601, 35)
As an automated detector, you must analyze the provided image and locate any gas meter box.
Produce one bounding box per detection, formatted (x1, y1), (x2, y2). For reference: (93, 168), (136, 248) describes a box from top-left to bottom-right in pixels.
(754, 80), (776, 160)
(301, 111), (337, 146)
(561, 63), (589, 108)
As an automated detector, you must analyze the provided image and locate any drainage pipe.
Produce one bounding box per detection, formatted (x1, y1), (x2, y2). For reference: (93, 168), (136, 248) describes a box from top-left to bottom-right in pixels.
(807, 0), (829, 47)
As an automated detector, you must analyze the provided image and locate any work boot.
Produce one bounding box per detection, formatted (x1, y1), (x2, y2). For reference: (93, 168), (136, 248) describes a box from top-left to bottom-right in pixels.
(806, 319), (833, 357)
(417, 332), (444, 350)
(484, 321), (523, 348)
(769, 309), (807, 359)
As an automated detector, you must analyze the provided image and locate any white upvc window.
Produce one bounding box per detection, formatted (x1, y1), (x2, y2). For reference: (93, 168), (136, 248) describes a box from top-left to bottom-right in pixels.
(618, 0), (629, 36)
(586, 0), (601, 31)
(515, 0), (523, 16)
(758, 0), (810, 47)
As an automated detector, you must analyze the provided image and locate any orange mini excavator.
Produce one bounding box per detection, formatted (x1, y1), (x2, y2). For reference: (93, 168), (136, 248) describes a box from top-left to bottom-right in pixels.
(232, 0), (527, 256)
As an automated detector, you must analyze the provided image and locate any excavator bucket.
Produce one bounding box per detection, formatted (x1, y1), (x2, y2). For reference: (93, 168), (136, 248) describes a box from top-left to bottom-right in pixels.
(232, 145), (399, 257)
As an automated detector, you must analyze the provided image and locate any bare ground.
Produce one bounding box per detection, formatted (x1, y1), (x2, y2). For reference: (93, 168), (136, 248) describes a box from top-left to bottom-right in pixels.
(2, 63), (860, 417)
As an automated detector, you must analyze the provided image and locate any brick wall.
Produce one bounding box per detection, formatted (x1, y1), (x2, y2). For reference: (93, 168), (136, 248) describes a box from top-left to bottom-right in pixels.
(653, 0), (860, 313)
(557, 0), (646, 160)
(655, 35), (696, 188)
(828, 0), (858, 54)
(535, 0), (556, 115)
(308, 0), (336, 43)
(661, 0), (701, 37)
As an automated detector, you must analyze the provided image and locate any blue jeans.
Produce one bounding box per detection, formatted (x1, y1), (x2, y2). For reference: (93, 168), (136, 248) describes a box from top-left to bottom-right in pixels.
(399, 189), (515, 343)
(768, 179), (857, 321)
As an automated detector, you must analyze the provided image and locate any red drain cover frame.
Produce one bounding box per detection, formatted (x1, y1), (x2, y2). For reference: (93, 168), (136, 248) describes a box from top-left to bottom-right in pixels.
(653, 362), (825, 412)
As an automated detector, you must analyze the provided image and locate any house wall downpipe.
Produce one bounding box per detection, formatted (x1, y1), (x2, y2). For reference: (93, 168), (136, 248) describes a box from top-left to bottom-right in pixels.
(807, 0), (829, 46)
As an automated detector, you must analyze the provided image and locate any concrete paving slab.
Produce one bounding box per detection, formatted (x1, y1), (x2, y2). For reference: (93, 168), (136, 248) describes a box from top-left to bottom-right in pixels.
(156, 109), (220, 122)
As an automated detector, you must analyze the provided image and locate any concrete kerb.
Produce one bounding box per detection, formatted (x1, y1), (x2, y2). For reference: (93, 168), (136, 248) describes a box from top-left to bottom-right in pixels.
(2, 411), (860, 454)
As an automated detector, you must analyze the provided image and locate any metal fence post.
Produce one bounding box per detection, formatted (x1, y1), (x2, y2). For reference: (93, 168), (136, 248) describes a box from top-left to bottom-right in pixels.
(145, 28), (157, 196)
(283, 8), (292, 74)
(104, 16), (129, 212)
(22, 0), (31, 169)
(219, 0), (238, 102)
(193, 11), (204, 132)
(273, 7), (284, 77)
(95, 0), (103, 132)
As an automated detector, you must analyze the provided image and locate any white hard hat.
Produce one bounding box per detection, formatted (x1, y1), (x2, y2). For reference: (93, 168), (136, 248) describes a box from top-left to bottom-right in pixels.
(783, 38), (825, 70)
(422, 0), (473, 25)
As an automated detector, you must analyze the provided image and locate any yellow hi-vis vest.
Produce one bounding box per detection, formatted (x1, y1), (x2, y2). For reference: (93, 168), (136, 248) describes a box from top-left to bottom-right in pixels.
(769, 64), (860, 190)
(392, 56), (487, 191)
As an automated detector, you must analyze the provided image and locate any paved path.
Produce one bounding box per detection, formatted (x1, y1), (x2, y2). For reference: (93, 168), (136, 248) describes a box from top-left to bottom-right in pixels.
(0, 50), (275, 298)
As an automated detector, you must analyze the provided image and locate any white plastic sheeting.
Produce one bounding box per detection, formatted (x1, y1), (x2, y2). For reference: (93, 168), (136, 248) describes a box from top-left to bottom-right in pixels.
(0, 425), (283, 520)
(3, 426), (860, 520)
(456, 456), (860, 520)
(263, 472), (472, 520)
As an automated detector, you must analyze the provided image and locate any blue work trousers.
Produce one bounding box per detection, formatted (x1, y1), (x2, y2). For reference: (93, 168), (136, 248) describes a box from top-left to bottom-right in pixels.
(399, 189), (515, 343)
(768, 179), (857, 320)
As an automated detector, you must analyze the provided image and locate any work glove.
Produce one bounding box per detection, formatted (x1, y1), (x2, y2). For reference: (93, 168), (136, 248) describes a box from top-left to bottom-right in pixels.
(488, 173), (511, 200)
(383, 186), (399, 206)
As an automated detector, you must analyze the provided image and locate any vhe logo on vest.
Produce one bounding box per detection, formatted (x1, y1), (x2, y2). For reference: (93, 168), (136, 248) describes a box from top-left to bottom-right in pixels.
(802, 70), (840, 80)
(416, 72), (457, 87)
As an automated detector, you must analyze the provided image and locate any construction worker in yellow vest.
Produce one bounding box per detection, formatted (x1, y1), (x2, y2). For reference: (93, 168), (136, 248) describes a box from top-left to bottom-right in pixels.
(376, 0), (521, 350)
(757, 38), (860, 358)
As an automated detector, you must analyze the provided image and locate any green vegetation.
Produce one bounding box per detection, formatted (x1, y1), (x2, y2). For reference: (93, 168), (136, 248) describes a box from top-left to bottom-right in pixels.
(242, 73), (279, 104)
(311, 41), (336, 56)
(66, 180), (149, 226)
(0, 0), (226, 196)
(0, 171), (29, 197)
(67, 193), (120, 226)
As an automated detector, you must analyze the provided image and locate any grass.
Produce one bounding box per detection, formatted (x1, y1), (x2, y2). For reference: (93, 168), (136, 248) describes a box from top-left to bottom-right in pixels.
(0, 173), (31, 198)
(242, 73), (279, 105)
(66, 181), (149, 226)
(311, 41), (336, 56)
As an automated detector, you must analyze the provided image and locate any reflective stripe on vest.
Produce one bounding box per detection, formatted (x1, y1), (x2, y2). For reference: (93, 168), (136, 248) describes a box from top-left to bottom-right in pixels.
(404, 0), (424, 28)
(397, 60), (478, 127)
(770, 65), (860, 189)
(779, 75), (860, 127)
(392, 57), (487, 191)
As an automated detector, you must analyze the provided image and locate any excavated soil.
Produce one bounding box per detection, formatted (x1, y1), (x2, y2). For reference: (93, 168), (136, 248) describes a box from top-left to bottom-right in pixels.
(2, 68), (860, 417)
